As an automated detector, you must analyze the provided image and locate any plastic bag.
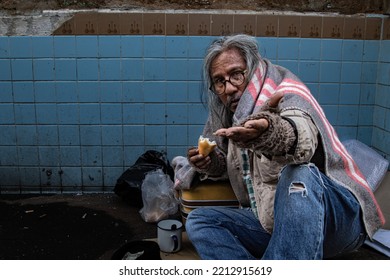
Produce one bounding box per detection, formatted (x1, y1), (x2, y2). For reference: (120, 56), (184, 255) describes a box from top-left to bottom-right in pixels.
(139, 169), (179, 223)
(114, 150), (174, 208)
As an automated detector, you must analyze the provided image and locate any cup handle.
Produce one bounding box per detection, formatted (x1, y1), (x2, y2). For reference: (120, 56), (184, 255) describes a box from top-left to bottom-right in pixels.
(171, 234), (178, 251)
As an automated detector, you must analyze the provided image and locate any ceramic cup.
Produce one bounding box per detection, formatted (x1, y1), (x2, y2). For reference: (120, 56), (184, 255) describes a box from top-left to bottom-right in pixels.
(157, 219), (183, 253)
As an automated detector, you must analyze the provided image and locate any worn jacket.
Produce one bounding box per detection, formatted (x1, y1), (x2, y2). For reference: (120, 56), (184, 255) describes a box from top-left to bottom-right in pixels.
(198, 59), (385, 238)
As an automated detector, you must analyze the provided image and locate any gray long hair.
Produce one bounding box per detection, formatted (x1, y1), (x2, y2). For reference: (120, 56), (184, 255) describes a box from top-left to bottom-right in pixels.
(202, 34), (261, 128)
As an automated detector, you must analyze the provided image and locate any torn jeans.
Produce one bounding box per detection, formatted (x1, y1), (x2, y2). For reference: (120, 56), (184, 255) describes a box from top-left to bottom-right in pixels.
(185, 164), (367, 259)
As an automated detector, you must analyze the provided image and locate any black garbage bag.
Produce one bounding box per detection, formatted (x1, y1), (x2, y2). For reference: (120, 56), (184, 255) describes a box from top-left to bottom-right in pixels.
(114, 150), (174, 208)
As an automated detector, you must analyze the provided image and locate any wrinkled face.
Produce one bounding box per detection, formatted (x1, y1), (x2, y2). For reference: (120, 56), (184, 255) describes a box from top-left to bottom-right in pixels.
(210, 48), (247, 112)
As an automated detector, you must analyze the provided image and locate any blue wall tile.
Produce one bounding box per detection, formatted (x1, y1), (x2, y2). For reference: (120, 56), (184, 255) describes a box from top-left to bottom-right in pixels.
(102, 125), (123, 145)
(144, 59), (166, 80)
(377, 62), (390, 85)
(0, 103), (15, 124)
(18, 146), (39, 166)
(145, 103), (166, 124)
(123, 81), (144, 102)
(336, 126), (358, 141)
(278, 38), (300, 60)
(77, 59), (99, 80)
(363, 40), (380, 62)
(144, 81), (166, 102)
(341, 62), (362, 83)
(102, 146), (123, 166)
(318, 83), (340, 105)
(39, 146), (60, 166)
(76, 36), (98, 58)
(373, 106), (386, 129)
(166, 81), (188, 102)
(33, 59), (55, 80)
(339, 84), (360, 105)
(37, 125), (59, 145)
(258, 37), (278, 60)
(19, 167), (41, 186)
(99, 59), (121, 80)
(78, 81), (100, 102)
(98, 36), (121, 58)
(57, 103), (79, 124)
(79, 103), (101, 124)
(166, 36), (188, 58)
(13, 82), (34, 102)
(166, 103), (188, 124)
(34, 81), (56, 102)
(82, 167), (103, 187)
(60, 146), (81, 166)
(0, 82), (13, 102)
(357, 126), (373, 145)
(144, 36), (166, 58)
(9, 36), (32, 58)
(342, 40), (363, 61)
(338, 105), (359, 126)
(56, 81), (78, 102)
(320, 61), (341, 83)
(188, 103), (208, 124)
(123, 103), (144, 124)
(32, 37), (54, 58)
(167, 125), (188, 145)
(360, 84), (376, 105)
(16, 125), (38, 145)
(188, 81), (203, 102)
(36, 104), (58, 124)
(0, 59), (11, 80)
(80, 125), (101, 145)
(100, 81), (122, 102)
(187, 59), (203, 81)
(54, 36), (76, 58)
(55, 59), (77, 81)
(123, 125), (145, 145)
(379, 40), (390, 63)
(11, 59), (33, 80)
(321, 39), (342, 61)
(299, 61), (320, 83)
(121, 36), (143, 58)
(101, 104), (122, 124)
(361, 62), (377, 84)
(0, 125), (16, 145)
(166, 59), (188, 80)
(358, 105), (374, 126)
(81, 146), (102, 166)
(14, 104), (36, 124)
(58, 125), (80, 146)
(145, 125), (166, 145)
(300, 39), (321, 60)
(122, 59), (143, 81)
(0, 37), (9, 58)
(0, 146), (18, 165)
(188, 125), (204, 145)
(61, 167), (82, 187)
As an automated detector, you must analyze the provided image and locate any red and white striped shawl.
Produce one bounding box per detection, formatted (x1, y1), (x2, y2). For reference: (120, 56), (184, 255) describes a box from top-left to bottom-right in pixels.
(233, 59), (385, 238)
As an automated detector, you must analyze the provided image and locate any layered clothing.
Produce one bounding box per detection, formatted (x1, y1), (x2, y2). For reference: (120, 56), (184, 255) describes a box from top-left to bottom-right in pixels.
(198, 59), (384, 237)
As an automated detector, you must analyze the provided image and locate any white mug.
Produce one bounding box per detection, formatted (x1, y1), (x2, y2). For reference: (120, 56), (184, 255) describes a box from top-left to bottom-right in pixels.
(157, 219), (183, 253)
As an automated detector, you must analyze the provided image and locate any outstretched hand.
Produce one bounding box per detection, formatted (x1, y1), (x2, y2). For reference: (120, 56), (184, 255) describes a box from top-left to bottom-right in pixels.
(214, 92), (284, 143)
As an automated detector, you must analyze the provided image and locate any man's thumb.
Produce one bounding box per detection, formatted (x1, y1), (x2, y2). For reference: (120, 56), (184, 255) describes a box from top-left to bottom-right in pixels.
(267, 92), (284, 108)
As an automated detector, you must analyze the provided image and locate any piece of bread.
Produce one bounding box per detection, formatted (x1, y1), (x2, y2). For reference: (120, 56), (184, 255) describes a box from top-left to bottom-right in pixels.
(198, 136), (217, 156)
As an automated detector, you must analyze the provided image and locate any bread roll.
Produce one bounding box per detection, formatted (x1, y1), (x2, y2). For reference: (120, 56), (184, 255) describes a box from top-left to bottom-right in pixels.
(198, 135), (217, 156)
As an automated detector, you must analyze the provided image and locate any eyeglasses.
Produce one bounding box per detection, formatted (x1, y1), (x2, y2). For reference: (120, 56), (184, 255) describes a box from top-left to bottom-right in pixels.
(209, 70), (247, 95)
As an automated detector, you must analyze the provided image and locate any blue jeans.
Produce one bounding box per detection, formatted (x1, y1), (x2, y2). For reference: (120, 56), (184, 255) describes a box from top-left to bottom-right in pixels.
(185, 164), (367, 260)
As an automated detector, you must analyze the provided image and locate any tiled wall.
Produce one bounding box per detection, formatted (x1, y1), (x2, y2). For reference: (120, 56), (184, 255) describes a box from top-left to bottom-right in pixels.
(0, 11), (389, 193)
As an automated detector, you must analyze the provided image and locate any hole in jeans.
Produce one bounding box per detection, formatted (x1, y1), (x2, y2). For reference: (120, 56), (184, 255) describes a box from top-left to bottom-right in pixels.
(288, 183), (307, 197)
